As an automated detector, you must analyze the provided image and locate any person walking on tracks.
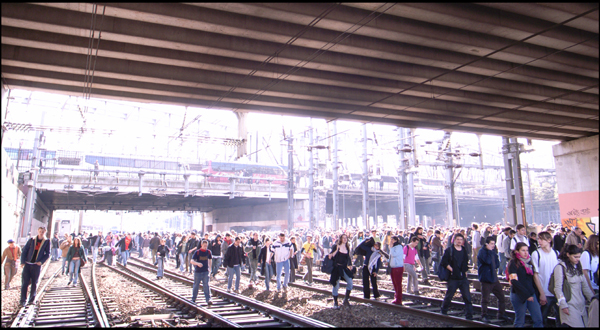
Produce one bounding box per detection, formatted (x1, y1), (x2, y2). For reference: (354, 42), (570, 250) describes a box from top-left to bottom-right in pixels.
(65, 237), (86, 287)
(301, 234), (316, 285)
(553, 244), (595, 327)
(190, 240), (212, 305)
(477, 236), (509, 323)
(156, 239), (170, 280)
(388, 236), (404, 305)
(532, 231), (560, 326)
(19, 226), (50, 306)
(223, 236), (244, 293)
(50, 233), (60, 262)
(328, 233), (354, 309)
(440, 233), (474, 320)
(59, 234), (72, 275)
(2, 239), (21, 290)
(507, 242), (544, 327)
(258, 238), (275, 291)
(272, 232), (294, 292)
(116, 232), (136, 267)
(244, 232), (262, 287)
(403, 237), (421, 295)
(149, 232), (161, 265)
(209, 234), (223, 280)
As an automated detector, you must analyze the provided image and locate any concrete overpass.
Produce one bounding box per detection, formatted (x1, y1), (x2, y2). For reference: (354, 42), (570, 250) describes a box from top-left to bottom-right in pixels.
(1, 3), (597, 143)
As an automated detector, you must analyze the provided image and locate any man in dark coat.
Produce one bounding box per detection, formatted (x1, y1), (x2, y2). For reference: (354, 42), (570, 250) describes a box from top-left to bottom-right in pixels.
(20, 227), (50, 306)
(477, 236), (508, 323)
(440, 233), (473, 320)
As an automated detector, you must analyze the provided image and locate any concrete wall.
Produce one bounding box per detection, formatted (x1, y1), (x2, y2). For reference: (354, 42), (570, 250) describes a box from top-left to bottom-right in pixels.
(553, 135), (599, 236)
(204, 200), (307, 232)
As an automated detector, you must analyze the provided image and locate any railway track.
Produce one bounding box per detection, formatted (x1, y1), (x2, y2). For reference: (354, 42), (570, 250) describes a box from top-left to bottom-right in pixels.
(122, 257), (333, 327)
(238, 264), (558, 327)
(10, 260), (109, 328)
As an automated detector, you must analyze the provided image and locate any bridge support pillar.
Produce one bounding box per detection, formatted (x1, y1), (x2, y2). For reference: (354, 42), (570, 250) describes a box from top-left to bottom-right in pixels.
(184, 174), (191, 197)
(502, 137), (527, 227)
(362, 124), (369, 230)
(138, 171), (145, 196)
(236, 111), (248, 159)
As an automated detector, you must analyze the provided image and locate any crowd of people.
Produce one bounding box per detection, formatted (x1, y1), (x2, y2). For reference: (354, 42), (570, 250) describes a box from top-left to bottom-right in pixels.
(2, 222), (598, 327)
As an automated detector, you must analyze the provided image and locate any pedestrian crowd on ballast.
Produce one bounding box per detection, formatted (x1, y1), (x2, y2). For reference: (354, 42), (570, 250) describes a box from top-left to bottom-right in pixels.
(2, 221), (598, 328)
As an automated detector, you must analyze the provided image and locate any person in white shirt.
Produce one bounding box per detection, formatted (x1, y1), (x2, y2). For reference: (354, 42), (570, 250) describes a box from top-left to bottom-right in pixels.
(272, 232), (294, 292)
(496, 227), (510, 275)
(531, 231), (560, 327)
(580, 234), (599, 293)
(510, 224), (529, 251)
(472, 224), (482, 268)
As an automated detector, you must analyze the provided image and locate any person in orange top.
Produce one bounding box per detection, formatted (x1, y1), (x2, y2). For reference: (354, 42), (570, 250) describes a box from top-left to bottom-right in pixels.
(2, 239), (22, 289)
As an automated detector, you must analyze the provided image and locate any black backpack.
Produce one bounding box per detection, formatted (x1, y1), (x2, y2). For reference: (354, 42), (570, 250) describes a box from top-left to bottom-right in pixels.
(479, 233), (486, 248)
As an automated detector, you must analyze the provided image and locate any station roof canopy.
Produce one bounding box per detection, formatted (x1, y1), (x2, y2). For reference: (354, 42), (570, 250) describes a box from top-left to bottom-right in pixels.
(2, 3), (598, 141)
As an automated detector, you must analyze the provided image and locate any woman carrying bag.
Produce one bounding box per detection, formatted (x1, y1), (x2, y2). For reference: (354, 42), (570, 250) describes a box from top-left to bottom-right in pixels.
(553, 244), (595, 327)
(65, 237), (86, 287)
(507, 242), (544, 327)
(258, 238), (275, 291)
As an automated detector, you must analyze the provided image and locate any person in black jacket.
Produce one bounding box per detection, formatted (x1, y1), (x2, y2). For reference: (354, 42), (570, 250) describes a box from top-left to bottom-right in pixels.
(508, 242), (544, 327)
(439, 233), (474, 320)
(477, 236), (509, 323)
(209, 235), (223, 279)
(156, 239), (169, 280)
(185, 232), (199, 274)
(223, 237), (244, 293)
(553, 228), (566, 254)
(328, 234), (354, 309)
(257, 238), (276, 291)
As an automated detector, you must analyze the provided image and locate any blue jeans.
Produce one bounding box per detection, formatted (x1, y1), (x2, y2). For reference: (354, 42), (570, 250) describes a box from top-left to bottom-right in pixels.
(69, 259), (81, 285)
(540, 295), (560, 327)
(276, 260), (290, 290)
(227, 265), (241, 291)
(121, 250), (130, 266)
(264, 263), (274, 290)
(441, 278), (473, 318)
(62, 257), (69, 274)
(20, 263), (41, 304)
(211, 257), (221, 277)
(92, 246), (99, 263)
(498, 252), (507, 275)
(157, 257), (165, 277)
(193, 271), (211, 303)
(51, 248), (59, 261)
(333, 268), (354, 296)
(179, 252), (187, 272)
(510, 292), (543, 328)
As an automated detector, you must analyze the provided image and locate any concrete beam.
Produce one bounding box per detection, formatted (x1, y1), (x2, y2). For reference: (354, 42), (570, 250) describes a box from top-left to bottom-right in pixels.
(3, 25), (596, 119)
(3, 4), (597, 103)
(2, 46), (597, 133)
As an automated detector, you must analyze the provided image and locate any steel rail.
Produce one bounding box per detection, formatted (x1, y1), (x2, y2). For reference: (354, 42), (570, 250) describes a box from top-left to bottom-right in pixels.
(227, 265), (555, 325)
(129, 257), (333, 328)
(80, 261), (109, 327)
(10, 260), (55, 328)
(91, 261), (110, 327)
(106, 263), (241, 327)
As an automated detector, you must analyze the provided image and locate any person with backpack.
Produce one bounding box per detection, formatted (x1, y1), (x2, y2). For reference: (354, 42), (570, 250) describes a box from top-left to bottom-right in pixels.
(149, 232), (160, 265)
(389, 236), (404, 305)
(439, 233), (473, 320)
(528, 232), (539, 255)
(553, 244), (595, 327)
(507, 242), (544, 328)
(510, 224), (530, 252)
(477, 236), (509, 323)
(404, 237), (421, 295)
(503, 229), (516, 261)
(580, 234), (598, 293)
(531, 231), (560, 327)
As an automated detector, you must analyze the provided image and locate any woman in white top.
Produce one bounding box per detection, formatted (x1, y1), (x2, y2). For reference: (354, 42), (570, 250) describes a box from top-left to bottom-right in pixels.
(580, 234), (598, 292)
